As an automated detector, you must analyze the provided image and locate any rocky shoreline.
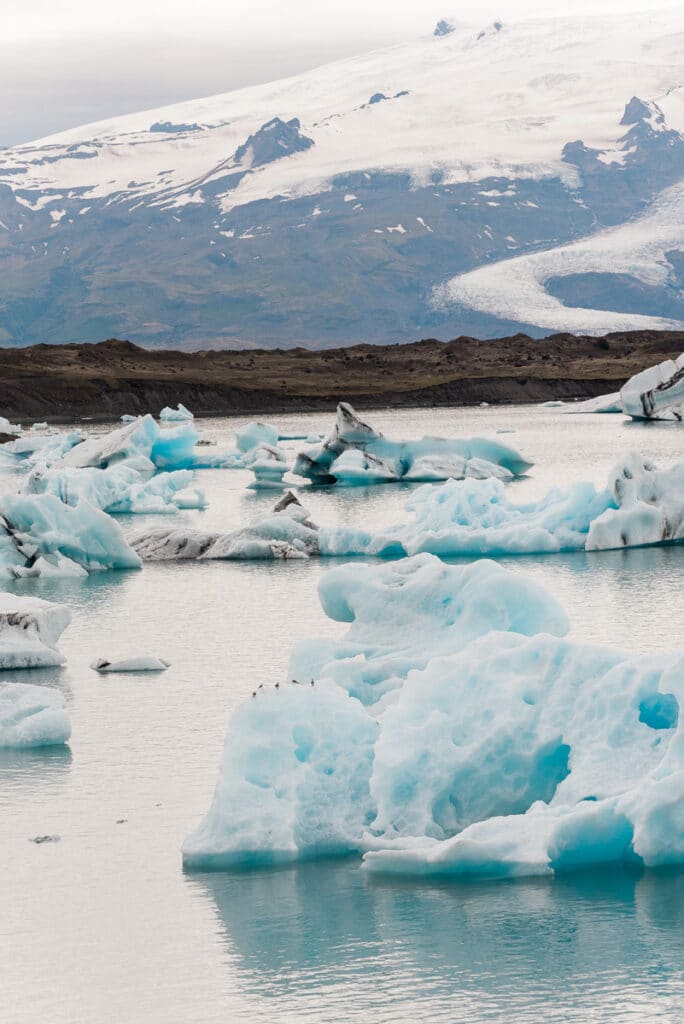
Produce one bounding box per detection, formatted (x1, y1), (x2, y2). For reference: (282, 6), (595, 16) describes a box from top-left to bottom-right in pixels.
(2, 330), (683, 422)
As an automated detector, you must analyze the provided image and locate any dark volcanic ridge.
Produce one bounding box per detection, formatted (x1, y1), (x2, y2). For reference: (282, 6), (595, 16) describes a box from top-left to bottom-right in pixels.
(2, 330), (683, 421)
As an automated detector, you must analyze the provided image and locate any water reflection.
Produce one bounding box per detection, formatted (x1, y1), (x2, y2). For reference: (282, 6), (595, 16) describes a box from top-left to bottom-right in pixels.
(0, 745), (72, 787)
(190, 862), (684, 1021)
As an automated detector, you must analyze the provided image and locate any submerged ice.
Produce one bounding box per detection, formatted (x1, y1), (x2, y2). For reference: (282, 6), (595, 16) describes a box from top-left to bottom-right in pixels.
(183, 554), (684, 879)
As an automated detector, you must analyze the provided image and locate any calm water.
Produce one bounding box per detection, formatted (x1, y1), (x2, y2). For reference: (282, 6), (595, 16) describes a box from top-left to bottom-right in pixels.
(1, 406), (683, 1024)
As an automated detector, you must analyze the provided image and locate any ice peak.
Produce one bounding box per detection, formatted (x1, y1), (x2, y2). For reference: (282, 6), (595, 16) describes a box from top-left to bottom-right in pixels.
(434, 18), (456, 37)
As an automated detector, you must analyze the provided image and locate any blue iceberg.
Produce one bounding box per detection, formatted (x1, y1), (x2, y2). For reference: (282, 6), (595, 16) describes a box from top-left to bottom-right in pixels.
(183, 554), (684, 878)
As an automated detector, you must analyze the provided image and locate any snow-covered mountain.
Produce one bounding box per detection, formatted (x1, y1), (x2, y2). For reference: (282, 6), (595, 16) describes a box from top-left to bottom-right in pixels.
(1, 9), (683, 348)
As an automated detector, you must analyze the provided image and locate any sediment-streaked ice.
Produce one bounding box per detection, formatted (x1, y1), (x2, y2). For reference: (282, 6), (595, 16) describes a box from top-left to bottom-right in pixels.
(0, 594), (71, 668)
(0, 493), (141, 573)
(293, 403), (531, 485)
(621, 354), (684, 421)
(131, 491), (317, 561)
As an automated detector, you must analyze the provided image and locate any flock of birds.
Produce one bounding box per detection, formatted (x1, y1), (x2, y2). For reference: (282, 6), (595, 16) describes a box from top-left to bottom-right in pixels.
(251, 679), (316, 697)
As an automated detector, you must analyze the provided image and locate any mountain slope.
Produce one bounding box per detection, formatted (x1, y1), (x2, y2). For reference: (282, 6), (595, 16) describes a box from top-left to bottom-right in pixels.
(1, 9), (683, 348)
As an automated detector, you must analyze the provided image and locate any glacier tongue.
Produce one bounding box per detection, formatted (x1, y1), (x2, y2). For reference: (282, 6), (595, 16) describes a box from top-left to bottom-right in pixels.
(183, 554), (684, 878)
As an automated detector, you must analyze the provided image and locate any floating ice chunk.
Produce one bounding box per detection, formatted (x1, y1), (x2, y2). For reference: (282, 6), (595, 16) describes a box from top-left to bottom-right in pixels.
(91, 656), (170, 673)
(0, 594), (71, 668)
(3, 431), (84, 466)
(31, 422), (48, 431)
(0, 682), (70, 748)
(131, 490), (317, 562)
(12, 555), (88, 579)
(184, 554), (684, 877)
(565, 392), (622, 414)
(183, 680), (378, 869)
(236, 421), (279, 453)
(586, 452), (684, 549)
(58, 415), (200, 471)
(540, 400), (565, 408)
(59, 416), (158, 469)
(24, 460), (201, 515)
(0, 493), (141, 572)
(293, 403), (530, 485)
(0, 416), (21, 435)
(120, 414), (137, 423)
(244, 443), (288, 489)
(621, 353), (684, 421)
(159, 403), (194, 422)
(318, 452), (684, 558)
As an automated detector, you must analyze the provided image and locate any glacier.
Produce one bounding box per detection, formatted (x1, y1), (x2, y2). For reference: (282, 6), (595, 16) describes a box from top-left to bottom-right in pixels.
(621, 353), (684, 421)
(2, 11), (684, 346)
(0, 594), (71, 669)
(292, 403), (531, 485)
(0, 682), (71, 748)
(182, 554), (684, 878)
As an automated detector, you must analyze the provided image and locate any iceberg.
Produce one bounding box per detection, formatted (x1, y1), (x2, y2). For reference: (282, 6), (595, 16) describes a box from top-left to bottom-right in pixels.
(2, 430), (85, 466)
(245, 444), (288, 489)
(236, 421), (279, 453)
(0, 594), (71, 668)
(565, 392), (622, 414)
(183, 554), (684, 879)
(0, 682), (70, 748)
(91, 656), (169, 672)
(318, 452), (684, 557)
(131, 491), (317, 562)
(621, 353), (684, 421)
(24, 461), (205, 515)
(292, 403), (531, 485)
(0, 493), (141, 573)
(58, 415), (199, 471)
(159, 403), (194, 422)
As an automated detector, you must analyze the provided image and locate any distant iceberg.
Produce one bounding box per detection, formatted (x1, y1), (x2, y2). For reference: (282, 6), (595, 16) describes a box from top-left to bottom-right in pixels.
(159, 403), (194, 422)
(293, 403), (531, 485)
(0, 682), (71, 748)
(621, 354), (684, 421)
(183, 554), (684, 878)
(565, 392), (622, 414)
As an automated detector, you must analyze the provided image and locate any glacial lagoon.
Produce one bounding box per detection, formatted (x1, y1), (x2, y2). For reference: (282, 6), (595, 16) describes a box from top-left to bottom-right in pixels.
(1, 405), (683, 1023)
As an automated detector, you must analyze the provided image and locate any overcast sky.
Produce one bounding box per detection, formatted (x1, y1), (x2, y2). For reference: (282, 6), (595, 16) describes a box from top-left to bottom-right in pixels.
(1, 0), (670, 147)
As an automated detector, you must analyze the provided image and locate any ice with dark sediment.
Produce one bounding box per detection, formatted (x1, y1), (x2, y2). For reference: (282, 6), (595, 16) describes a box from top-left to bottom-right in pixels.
(620, 353), (684, 421)
(292, 403), (532, 485)
(130, 490), (318, 562)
